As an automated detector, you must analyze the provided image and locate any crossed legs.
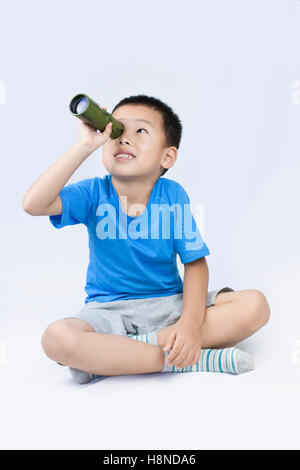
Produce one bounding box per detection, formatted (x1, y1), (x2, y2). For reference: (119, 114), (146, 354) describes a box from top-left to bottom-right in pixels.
(41, 289), (270, 376)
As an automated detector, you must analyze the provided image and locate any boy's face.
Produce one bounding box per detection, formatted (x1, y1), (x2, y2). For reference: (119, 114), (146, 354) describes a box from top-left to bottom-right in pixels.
(102, 104), (177, 180)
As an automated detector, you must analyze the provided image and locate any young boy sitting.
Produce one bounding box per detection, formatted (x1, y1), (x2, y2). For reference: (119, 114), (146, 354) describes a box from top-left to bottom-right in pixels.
(22, 94), (270, 384)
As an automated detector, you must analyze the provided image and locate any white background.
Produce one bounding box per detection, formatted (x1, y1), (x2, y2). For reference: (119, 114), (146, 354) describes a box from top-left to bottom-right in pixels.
(1, 0), (300, 450)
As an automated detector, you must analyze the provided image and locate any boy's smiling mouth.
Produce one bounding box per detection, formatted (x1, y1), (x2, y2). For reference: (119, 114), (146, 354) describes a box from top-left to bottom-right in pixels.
(114, 153), (136, 161)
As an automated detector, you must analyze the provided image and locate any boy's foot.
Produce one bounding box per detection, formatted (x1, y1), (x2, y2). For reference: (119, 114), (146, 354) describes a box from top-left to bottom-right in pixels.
(162, 347), (255, 374)
(68, 367), (105, 384)
(57, 362), (105, 383)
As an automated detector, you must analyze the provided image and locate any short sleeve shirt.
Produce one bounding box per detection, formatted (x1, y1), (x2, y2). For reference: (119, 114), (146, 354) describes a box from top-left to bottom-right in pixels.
(49, 174), (210, 303)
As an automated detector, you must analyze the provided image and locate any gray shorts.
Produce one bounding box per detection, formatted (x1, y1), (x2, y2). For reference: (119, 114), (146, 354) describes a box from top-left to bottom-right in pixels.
(63, 286), (234, 336)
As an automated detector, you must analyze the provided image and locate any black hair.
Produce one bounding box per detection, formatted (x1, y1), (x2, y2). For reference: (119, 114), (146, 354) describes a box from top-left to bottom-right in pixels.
(111, 94), (182, 177)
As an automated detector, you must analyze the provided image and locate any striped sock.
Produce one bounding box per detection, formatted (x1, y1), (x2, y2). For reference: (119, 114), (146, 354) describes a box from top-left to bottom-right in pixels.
(162, 347), (255, 375)
(127, 331), (158, 346)
(128, 333), (254, 375)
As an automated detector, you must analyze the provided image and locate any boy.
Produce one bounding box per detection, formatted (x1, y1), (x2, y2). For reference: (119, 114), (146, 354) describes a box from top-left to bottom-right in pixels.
(22, 94), (270, 384)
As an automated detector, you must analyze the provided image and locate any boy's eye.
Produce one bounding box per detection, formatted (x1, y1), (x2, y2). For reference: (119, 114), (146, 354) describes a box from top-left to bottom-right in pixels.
(137, 128), (147, 133)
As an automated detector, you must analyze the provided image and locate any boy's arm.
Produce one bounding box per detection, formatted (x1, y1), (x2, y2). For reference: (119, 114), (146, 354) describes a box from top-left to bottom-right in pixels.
(22, 109), (113, 216)
(22, 142), (93, 216)
(180, 257), (209, 328)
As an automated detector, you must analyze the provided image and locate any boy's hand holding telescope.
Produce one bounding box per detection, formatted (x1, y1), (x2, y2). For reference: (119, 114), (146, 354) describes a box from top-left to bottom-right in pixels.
(77, 104), (113, 153)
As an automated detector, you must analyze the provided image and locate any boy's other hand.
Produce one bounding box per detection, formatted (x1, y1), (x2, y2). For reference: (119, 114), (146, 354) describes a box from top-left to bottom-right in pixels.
(163, 318), (202, 368)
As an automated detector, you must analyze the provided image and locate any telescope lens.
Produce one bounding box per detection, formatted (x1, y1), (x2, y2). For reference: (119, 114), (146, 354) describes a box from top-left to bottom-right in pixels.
(76, 97), (88, 114)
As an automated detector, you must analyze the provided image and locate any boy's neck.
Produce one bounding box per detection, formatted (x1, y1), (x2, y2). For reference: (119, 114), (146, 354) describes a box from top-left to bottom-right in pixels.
(110, 174), (158, 216)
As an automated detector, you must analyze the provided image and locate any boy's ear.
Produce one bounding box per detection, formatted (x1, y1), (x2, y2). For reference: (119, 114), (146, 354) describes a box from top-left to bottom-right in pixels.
(162, 147), (178, 170)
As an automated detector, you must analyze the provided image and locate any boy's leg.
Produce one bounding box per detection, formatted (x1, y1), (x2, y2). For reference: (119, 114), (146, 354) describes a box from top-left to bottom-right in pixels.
(41, 289), (270, 377)
(41, 319), (165, 376)
(157, 289), (270, 350)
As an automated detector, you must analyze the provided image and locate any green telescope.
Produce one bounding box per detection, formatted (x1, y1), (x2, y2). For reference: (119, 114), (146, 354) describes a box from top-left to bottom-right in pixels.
(69, 93), (124, 139)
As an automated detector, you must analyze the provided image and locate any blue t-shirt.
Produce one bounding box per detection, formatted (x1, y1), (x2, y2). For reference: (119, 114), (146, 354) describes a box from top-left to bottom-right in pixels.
(49, 174), (210, 303)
